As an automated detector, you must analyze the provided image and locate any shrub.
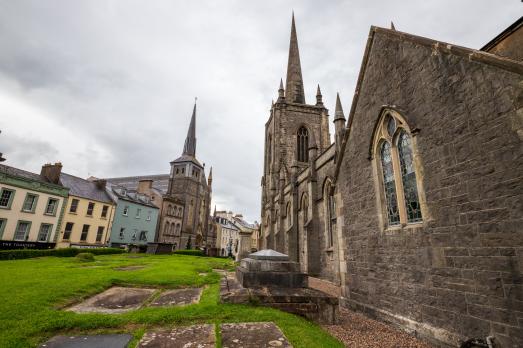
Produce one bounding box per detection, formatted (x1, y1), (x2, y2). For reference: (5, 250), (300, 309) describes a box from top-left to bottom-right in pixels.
(75, 252), (95, 262)
(173, 249), (204, 257)
(0, 247), (125, 261)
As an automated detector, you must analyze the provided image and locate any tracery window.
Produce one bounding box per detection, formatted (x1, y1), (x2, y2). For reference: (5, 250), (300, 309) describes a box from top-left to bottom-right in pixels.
(380, 142), (400, 225)
(301, 194), (309, 223)
(398, 131), (422, 222)
(374, 111), (423, 227)
(297, 127), (309, 162)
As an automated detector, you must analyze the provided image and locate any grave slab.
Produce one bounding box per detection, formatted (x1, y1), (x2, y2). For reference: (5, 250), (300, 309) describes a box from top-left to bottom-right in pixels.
(149, 288), (202, 307)
(114, 266), (146, 271)
(221, 322), (292, 348)
(39, 334), (132, 348)
(137, 324), (215, 347)
(67, 287), (155, 314)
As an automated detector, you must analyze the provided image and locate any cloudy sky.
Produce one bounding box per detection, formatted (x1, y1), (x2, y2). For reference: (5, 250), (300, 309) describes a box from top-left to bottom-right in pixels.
(0, 1), (519, 222)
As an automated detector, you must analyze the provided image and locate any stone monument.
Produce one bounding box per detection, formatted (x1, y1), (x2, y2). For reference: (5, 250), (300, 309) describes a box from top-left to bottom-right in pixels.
(236, 249), (308, 288)
(221, 249), (339, 324)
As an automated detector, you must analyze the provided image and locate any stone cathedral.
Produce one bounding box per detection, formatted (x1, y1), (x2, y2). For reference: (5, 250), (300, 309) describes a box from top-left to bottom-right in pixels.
(261, 15), (523, 348)
(261, 14), (346, 282)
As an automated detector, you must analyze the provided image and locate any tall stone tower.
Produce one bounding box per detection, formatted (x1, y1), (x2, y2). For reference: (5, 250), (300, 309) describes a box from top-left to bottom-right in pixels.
(261, 15), (331, 258)
(162, 102), (212, 249)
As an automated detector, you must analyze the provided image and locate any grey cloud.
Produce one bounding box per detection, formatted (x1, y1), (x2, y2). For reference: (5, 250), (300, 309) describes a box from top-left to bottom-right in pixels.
(0, 0), (519, 221)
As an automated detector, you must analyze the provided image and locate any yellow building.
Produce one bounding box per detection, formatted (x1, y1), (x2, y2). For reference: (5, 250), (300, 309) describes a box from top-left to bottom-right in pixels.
(0, 163), (69, 249)
(56, 173), (115, 248)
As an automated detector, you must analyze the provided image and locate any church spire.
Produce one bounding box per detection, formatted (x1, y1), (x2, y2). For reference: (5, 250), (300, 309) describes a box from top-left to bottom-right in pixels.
(182, 100), (197, 157)
(285, 13), (305, 104)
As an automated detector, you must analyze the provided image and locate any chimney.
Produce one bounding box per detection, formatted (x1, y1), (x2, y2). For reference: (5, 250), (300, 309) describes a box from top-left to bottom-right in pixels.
(137, 179), (153, 195)
(94, 179), (107, 190)
(40, 162), (62, 184)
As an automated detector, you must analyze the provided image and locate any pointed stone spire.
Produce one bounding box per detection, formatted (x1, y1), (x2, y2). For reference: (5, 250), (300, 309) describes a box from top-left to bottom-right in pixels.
(334, 93), (346, 121)
(316, 84), (323, 106)
(182, 100), (197, 157)
(390, 21), (396, 30)
(277, 78), (285, 102)
(285, 13), (305, 104)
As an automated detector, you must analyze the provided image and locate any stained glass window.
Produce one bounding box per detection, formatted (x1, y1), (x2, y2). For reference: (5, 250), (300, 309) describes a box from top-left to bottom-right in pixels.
(380, 142), (400, 225)
(398, 131), (423, 222)
(386, 115), (396, 137)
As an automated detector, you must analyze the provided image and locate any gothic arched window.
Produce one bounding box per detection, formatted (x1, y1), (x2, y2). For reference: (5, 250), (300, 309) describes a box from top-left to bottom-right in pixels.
(398, 131), (422, 222)
(286, 202), (292, 228)
(373, 111), (423, 227)
(380, 141), (400, 225)
(297, 127), (309, 162)
(325, 182), (336, 247)
(301, 193), (309, 222)
(164, 221), (169, 234)
(267, 134), (272, 171)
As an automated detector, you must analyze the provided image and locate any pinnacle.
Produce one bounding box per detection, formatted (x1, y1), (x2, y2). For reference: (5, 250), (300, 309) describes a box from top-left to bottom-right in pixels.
(334, 92), (346, 121)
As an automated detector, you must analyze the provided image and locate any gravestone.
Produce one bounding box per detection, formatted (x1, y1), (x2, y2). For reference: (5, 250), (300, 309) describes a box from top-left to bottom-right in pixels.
(39, 334), (132, 348)
(221, 322), (292, 348)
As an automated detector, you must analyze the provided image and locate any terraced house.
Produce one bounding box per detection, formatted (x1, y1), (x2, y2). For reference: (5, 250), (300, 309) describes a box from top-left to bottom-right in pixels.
(106, 183), (159, 250)
(57, 172), (115, 248)
(0, 163), (68, 249)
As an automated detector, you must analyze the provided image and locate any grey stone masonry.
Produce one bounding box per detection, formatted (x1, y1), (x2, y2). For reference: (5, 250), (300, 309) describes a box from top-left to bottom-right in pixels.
(336, 26), (523, 348)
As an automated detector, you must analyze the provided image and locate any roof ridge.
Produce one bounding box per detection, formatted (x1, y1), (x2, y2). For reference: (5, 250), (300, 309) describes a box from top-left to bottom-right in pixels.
(372, 26), (523, 74)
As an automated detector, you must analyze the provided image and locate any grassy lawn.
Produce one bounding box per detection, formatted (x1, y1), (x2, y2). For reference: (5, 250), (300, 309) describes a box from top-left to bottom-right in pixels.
(0, 254), (343, 348)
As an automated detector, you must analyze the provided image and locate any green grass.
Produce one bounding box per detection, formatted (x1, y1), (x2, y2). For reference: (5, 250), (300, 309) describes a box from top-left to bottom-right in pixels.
(0, 254), (343, 347)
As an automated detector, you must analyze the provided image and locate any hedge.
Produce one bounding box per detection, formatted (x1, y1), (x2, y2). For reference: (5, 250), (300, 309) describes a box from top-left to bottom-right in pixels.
(0, 247), (126, 261)
(172, 249), (205, 257)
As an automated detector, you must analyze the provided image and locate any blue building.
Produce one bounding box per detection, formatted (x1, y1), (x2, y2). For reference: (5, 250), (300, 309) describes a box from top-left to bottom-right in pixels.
(106, 184), (159, 248)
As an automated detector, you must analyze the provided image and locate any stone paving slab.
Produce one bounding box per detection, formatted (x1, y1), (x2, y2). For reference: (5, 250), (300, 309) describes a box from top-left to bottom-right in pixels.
(137, 324), (215, 347)
(149, 288), (202, 307)
(67, 287), (156, 314)
(221, 322), (292, 348)
(39, 334), (132, 348)
(114, 265), (146, 271)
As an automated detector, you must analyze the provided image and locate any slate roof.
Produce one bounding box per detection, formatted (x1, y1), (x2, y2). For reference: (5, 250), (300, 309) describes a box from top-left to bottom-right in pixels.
(107, 183), (158, 208)
(0, 164), (49, 183)
(216, 217), (240, 231)
(106, 174), (170, 194)
(60, 173), (113, 203)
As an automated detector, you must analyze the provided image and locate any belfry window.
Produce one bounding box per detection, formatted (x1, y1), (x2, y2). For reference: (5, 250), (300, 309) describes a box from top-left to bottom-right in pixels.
(297, 127), (309, 162)
(374, 111), (423, 227)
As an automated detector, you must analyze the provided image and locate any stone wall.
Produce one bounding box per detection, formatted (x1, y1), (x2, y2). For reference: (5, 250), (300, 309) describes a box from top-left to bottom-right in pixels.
(338, 28), (523, 347)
